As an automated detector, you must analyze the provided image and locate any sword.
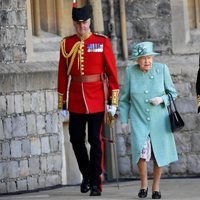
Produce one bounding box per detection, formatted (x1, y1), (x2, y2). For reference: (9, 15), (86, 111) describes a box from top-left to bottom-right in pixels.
(110, 122), (120, 189)
(103, 112), (120, 189)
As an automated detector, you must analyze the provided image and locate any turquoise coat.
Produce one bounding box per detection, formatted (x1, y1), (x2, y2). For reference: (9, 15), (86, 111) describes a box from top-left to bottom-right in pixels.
(119, 63), (178, 167)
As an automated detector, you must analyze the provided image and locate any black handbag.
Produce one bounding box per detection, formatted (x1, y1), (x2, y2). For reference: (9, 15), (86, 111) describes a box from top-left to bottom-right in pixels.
(167, 93), (184, 132)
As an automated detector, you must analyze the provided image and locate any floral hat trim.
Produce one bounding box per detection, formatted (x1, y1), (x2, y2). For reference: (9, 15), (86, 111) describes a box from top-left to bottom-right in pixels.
(130, 42), (160, 60)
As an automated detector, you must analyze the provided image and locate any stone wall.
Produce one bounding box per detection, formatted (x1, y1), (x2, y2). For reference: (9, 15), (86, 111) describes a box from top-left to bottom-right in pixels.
(0, 0), (27, 63)
(0, 63), (62, 193)
(102, 0), (172, 58)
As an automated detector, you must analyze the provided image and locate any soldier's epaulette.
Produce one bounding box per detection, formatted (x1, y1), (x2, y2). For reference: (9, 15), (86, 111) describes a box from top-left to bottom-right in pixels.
(62, 34), (76, 41)
(93, 32), (108, 38)
(60, 34), (77, 46)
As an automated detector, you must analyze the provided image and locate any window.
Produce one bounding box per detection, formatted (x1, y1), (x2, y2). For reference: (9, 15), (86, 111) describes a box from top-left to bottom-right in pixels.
(26, 0), (75, 62)
(171, 0), (200, 54)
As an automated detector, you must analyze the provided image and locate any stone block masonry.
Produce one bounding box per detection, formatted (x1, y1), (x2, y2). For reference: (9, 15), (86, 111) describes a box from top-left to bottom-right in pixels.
(0, 0), (27, 64)
(0, 62), (62, 194)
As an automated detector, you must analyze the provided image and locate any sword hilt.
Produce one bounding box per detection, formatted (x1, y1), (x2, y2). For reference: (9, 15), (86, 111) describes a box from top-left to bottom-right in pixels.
(102, 137), (114, 143)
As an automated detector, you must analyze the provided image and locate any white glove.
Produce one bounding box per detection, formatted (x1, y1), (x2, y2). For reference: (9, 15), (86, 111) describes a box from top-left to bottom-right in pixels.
(106, 105), (117, 117)
(60, 110), (69, 117)
(121, 123), (129, 134)
(150, 97), (163, 105)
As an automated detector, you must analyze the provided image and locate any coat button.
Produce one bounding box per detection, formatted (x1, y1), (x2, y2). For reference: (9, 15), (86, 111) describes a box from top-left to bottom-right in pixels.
(150, 75), (154, 79)
(144, 90), (148, 94)
(146, 108), (150, 112)
(147, 117), (150, 121)
(145, 99), (149, 103)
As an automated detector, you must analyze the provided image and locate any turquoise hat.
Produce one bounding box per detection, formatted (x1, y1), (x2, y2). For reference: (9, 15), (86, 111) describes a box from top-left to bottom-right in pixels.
(130, 41), (160, 60)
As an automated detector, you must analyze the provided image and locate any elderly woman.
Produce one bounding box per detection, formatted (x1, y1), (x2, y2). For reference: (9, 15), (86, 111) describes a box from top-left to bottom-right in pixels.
(119, 42), (178, 199)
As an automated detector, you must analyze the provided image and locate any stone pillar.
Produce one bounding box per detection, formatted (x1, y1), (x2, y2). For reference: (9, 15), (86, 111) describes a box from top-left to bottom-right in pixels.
(89, 0), (104, 33)
(56, 0), (64, 36)
(63, 0), (75, 36)
(45, 0), (56, 33)
(32, 0), (41, 36)
(195, 0), (200, 28)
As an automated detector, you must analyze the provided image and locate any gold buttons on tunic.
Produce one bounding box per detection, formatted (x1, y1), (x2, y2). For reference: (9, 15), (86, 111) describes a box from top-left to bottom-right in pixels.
(79, 41), (84, 74)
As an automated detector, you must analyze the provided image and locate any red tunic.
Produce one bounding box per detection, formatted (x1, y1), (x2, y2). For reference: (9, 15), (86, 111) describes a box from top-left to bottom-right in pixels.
(57, 33), (119, 114)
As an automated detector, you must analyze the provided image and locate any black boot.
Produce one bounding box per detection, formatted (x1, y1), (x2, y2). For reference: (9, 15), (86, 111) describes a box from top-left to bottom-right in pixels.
(138, 188), (148, 198)
(80, 179), (90, 193)
(90, 186), (101, 196)
(152, 191), (161, 199)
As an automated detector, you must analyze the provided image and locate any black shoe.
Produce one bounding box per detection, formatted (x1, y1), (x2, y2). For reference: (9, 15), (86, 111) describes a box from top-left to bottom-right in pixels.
(80, 179), (90, 193)
(138, 188), (148, 198)
(152, 191), (161, 199)
(90, 186), (101, 196)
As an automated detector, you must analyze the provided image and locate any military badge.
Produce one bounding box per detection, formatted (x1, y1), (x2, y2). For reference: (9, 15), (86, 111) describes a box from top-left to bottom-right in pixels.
(87, 43), (103, 52)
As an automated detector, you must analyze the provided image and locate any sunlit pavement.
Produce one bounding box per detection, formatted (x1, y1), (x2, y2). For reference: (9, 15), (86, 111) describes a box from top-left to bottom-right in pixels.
(0, 178), (200, 200)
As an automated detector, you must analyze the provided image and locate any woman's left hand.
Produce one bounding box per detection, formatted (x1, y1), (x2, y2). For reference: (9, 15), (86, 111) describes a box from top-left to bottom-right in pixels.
(150, 97), (163, 105)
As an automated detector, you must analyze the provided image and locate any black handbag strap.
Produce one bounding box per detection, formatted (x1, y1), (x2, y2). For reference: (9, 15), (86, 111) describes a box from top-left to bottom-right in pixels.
(168, 93), (178, 112)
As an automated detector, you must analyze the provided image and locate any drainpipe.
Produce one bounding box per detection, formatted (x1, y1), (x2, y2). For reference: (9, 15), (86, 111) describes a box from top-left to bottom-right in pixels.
(108, 0), (118, 58)
(120, 0), (128, 60)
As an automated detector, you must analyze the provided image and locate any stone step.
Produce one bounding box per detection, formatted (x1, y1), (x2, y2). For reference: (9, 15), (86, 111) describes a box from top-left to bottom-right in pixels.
(32, 31), (62, 53)
(33, 42), (60, 52)
(33, 31), (62, 43)
(28, 51), (59, 62)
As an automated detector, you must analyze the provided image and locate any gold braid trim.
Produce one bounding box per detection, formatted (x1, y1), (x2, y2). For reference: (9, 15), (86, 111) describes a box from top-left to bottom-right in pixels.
(58, 93), (64, 110)
(197, 95), (200, 108)
(61, 39), (81, 75)
(111, 89), (119, 106)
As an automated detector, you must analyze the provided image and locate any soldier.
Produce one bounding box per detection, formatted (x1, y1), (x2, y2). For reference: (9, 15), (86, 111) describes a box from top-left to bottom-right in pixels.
(196, 54), (200, 113)
(57, 4), (119, 196)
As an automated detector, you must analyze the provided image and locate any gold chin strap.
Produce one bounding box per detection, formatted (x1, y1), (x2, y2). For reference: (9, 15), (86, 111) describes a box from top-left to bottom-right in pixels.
(61, 39), (81, 75)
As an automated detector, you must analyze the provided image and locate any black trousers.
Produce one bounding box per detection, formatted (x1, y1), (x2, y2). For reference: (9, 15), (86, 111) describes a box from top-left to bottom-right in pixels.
(69, 112), (104, 190)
